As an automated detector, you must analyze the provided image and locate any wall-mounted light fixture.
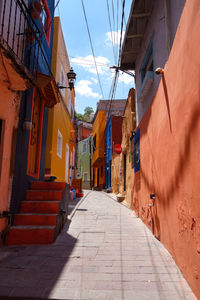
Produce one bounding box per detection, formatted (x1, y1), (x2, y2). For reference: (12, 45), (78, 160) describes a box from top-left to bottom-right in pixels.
(57, 67), (76, 90)
(155, 67), (164, 75)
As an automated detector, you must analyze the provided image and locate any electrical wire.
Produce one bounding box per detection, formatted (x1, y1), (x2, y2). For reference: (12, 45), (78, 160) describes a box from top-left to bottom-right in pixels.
(118, 0), (125, 67)
(105, 0), (124, 121)
(107, 69), (119, 121)
(120, 0), (127, 28)
(81, 0), (105, 99)
(106, 0), (117, 65)
(54, 0), (61, 10)
(111, 0), (116, 51)
(70, 56), (108, 65)
(117, 0), (119, 62)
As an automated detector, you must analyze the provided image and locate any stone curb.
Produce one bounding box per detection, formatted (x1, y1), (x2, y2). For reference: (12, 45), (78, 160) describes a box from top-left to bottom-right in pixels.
(68, 190), (92, 220)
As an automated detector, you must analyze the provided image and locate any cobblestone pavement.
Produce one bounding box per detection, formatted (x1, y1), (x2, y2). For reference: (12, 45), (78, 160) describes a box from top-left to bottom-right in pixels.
(0, 191), (197, 300)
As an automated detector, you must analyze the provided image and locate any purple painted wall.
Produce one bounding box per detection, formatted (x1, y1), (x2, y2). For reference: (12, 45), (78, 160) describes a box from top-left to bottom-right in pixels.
(135, 0), (185, 124)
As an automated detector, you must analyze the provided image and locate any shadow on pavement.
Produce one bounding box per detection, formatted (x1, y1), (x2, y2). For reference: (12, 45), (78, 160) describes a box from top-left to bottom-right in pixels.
(0, 196), (88, 299)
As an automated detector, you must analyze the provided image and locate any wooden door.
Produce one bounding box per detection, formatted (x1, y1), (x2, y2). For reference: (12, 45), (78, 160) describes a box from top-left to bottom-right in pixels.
(28, 90), (44, 177)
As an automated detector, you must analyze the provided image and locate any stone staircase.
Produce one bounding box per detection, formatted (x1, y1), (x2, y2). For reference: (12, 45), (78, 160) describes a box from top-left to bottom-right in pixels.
(6, 181), (68, 245)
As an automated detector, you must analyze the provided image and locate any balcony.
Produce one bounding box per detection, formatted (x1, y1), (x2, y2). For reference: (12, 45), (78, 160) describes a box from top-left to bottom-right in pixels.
(92, 147), (105, 167)
(0, 0), (60, 104)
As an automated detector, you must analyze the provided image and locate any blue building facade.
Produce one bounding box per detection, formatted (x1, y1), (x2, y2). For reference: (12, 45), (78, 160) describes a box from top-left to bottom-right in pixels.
(105, 116), (124, 190)
(105, 118), (112, 189)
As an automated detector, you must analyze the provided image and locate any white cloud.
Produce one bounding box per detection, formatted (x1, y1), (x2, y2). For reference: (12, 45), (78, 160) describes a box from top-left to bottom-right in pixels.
(91, 77), (98, 84)
(105, 30), (125, 46)
(118, 72), (135, 85)
(71, 55), (110, 75)
(75, 80), (101, 98)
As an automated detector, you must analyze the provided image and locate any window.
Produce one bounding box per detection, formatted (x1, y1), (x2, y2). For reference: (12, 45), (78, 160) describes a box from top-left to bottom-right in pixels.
(57, 130), (63, 158)
(40, 0), (51, 45)
(82, 142), (87, 154)
(93, 135), (96, 152)
(140, 38), (154, 83)
(83, 172), (88, 182)
(134, 128), (140, 173)
(60, 65), (65, 97)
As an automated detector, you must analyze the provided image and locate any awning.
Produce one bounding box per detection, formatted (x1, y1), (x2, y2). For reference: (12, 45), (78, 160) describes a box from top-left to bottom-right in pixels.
(120, 0), (154, 70)
(36, 72), (60, 108)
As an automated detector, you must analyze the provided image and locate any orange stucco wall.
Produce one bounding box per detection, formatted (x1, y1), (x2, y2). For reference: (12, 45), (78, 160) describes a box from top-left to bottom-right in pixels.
(81, 127), (92, 140)
(132, 1), (200, 298)
(0, 84), (20, 236)
(92, 111), (106, 188)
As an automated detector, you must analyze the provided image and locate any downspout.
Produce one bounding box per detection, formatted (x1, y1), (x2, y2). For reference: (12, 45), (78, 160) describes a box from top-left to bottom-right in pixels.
(164, 0), (171, 57)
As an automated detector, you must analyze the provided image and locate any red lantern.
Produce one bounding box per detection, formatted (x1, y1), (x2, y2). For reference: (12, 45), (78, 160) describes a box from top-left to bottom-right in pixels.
(114, 144), (122, 154)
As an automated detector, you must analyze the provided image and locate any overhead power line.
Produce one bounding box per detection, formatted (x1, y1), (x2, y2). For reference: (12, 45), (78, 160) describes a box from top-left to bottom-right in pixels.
(117, 0), (119, 59)
(107, 69), (119, 121)
(106, 0), (117, 65)
(54, 0), (61, 10)
(111, 0), (116, 55)
(118, 0), (125, 67)
(121, 0), (127, 28)
(81, 0), (105, 98)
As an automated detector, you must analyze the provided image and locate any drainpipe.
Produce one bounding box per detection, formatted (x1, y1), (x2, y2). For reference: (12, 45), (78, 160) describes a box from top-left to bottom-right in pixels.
(164, 0), (171, 57)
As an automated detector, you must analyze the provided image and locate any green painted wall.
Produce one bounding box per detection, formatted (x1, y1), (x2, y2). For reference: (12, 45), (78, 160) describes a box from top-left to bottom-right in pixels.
(77, 136), (92, 189)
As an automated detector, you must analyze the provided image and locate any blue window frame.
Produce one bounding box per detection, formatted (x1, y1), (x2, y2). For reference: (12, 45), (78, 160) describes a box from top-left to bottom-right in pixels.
(134, 128), (140, 173)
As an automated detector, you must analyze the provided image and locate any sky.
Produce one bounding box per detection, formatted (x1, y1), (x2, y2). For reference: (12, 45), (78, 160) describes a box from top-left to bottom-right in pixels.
(55, 0), (134, 115)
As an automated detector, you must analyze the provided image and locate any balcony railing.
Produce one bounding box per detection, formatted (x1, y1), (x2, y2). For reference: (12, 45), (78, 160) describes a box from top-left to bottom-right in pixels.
(0, 0), (51, 75)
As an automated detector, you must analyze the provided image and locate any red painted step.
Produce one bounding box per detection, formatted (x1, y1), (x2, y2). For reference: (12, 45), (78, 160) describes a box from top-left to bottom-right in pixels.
(7, 180), (67, 245)
(30, 181), (66, 191)
(20, 200), (60, 213)
(6, 226), (55, 245)
(14, 213), (58, 226)
(26, 190), (62, 201)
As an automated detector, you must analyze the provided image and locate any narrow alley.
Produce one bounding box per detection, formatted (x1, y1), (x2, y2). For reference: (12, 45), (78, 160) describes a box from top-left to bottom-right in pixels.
(0, 191), (196, 300)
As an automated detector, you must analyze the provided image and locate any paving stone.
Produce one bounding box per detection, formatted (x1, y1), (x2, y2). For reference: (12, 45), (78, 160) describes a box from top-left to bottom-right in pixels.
(0, 190), (197, 300)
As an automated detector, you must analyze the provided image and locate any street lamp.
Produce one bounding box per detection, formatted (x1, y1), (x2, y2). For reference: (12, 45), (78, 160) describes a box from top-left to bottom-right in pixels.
(57, 67), (76, 90)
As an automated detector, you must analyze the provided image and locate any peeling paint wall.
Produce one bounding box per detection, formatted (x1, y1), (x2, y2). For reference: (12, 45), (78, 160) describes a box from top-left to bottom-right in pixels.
(112, 89), (136, 207)
(132, 1), (200, 298)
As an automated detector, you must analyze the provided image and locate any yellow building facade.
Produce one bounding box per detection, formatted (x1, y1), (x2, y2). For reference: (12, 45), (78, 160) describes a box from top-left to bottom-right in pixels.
(45, 17), (75, 184)
(92, 110), (106, 189)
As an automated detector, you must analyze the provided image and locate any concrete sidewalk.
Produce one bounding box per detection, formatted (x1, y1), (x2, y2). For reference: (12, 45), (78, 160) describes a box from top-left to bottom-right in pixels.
(0, 191), (197, 300)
